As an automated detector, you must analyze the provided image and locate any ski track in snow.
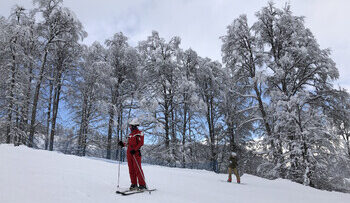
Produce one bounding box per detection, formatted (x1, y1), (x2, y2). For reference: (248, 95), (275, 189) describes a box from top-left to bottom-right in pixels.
(0, 144), (349, 203)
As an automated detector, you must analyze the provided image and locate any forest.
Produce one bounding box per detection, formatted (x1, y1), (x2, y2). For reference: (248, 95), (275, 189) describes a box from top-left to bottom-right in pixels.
(1, 0), (349, 192)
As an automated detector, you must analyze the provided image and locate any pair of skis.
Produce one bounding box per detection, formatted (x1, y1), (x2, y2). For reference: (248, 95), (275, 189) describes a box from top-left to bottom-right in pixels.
(116, 188), (156, 196)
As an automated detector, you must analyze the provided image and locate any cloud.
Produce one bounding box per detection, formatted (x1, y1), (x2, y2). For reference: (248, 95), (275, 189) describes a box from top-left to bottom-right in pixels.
(0, 0), (349, 90)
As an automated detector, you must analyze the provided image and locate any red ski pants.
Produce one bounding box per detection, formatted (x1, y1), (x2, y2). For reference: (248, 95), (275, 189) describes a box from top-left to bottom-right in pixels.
(127, 152), (146, 186)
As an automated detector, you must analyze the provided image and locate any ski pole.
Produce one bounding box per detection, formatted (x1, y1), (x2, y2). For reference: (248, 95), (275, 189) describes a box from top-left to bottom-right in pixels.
(132, 154), (147, 188)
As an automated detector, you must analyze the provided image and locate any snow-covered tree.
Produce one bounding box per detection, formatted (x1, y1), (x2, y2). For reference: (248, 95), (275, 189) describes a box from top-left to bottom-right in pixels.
(138, 31), (181, 164)
(0, 6), (38, 146)
(28, 0), (86, 147)
(102, 32), (139, 159)
(195, 57), (224, 172)
(47, 33), (86, 151)
(68, 42), (107, 156)
(254, 2), (339, 185)
(222, 2), (348, 188)
(221, 14), (272, 140)
(177, 49), (201, 167)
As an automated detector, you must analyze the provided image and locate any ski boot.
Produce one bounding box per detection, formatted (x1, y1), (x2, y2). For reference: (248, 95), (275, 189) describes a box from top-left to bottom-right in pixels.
(129, 184), (138, 190)
(227, 178), (232, 182)
(237, 179), (240, 184)
(138, 185), (147, 190)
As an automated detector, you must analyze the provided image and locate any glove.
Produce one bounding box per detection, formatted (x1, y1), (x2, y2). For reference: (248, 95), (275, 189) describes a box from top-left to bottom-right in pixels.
(118, 141), (124, 147)
(130, 150), (136, 155)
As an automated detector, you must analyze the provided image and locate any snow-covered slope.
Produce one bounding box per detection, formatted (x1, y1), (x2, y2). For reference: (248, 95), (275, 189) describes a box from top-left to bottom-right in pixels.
(0, 144), (349, 203)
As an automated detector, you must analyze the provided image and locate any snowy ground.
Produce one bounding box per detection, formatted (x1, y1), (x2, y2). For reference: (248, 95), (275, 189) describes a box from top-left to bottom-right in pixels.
(0, 144), (349, 203)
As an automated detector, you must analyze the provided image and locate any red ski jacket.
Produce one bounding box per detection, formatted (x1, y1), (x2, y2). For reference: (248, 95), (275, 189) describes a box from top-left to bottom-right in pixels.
(126, 129), (144, 153)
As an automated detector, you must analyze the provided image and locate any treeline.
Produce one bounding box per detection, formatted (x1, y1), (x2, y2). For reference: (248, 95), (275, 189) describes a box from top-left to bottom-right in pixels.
(0, 0), (349, 192)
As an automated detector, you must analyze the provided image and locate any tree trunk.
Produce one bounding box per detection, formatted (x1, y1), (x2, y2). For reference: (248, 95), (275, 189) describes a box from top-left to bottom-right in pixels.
(210, 96), (217, 172)
(28, 50), (49, 147)
(14, 104), (20, 146)
(163, 84), (170, 150)
(6, 105), (13, 144)
(115, 105), (123, 160)
(78, 100), (89, 157)
(228, 121), (236, 152)
(81, 109), (88, 157)
(83, 95), (94, 156)
(253, 81), (271, 137)
(49, 70), (63, 151)
(119, 105), (123, 141)
(182, 99), (188, 168)
(170, 90), (177, 163)
(6, 52), (17, 144)
(45, 80), (53, 150)
(188, 111), (193, 165)
(206, 94), (216, 172)
(78, 95), (88, 156)
(21, 63), (33, 146)
(302, 141), (311, 186)
(106, 105), (115, 159)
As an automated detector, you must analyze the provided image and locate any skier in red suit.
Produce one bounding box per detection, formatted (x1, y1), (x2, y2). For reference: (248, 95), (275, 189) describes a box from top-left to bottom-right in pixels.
(118, 118), (147, 190)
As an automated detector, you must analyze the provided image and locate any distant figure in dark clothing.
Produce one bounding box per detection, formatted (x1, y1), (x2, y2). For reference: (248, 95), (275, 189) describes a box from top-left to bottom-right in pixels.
(228, 152), (240, 184)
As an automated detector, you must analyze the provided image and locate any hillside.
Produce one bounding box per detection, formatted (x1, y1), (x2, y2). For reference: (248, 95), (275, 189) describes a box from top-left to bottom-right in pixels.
(0, 144), (349, 203)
